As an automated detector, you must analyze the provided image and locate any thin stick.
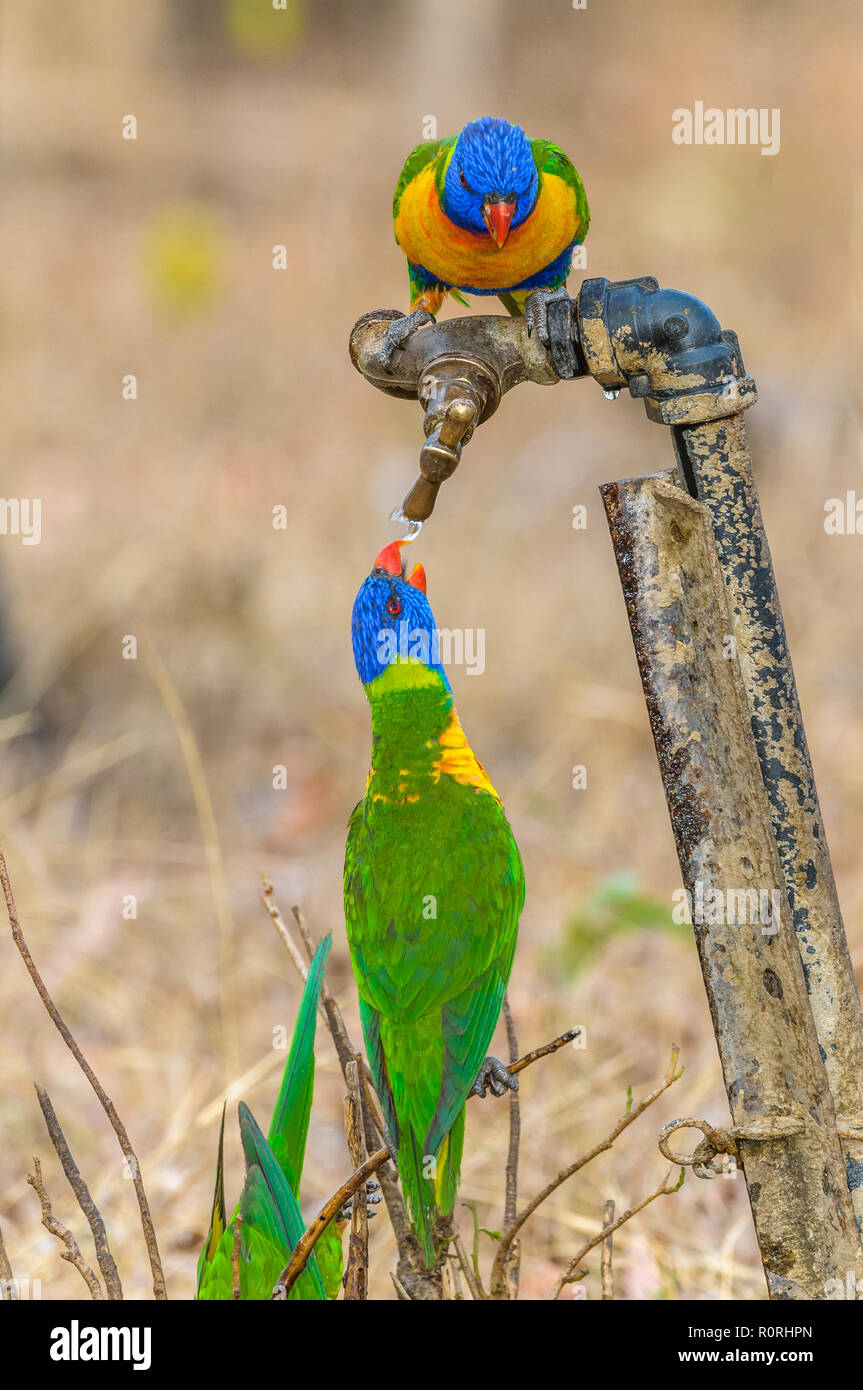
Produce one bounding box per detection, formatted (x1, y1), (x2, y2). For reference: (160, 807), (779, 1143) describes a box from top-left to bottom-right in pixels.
(0, 1221), (15, 1299)
(260, 878), (312, 988)
(343, 1060), (369, 1300)
(500, 996), (521, 1301)
(551, 1170), (684, 1299)
(34, 1084), (123, 1300)
(27, 1156), (102, 1299)
(601, 1199), (615, 1300)
(452, 1231), (482, 1301)
(508, 1026), (583, 1078)
(489, 1045), (682, 1298)
(0, 845), (167, 1299)
(272, 1148), (390, 1299)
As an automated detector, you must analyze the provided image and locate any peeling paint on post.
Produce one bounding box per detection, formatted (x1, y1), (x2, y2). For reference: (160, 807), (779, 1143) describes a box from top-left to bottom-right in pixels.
(601, 472), (863, 1299)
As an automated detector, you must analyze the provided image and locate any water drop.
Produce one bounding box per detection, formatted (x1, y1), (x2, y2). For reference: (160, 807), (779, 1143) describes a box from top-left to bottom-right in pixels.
(389, 509), (423, 542)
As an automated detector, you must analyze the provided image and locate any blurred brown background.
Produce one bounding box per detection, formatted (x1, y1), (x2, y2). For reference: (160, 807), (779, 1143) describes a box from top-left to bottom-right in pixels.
(0, 0), (861, 1300)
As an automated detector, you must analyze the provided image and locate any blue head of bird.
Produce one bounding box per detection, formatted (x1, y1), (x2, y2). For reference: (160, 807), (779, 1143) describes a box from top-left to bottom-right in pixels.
(443, 116), (538, 247)
(351, 541), (449, 690)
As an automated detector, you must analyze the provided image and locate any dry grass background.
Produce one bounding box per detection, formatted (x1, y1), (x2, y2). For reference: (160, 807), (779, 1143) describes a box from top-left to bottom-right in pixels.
(0, 0), (861, 1300)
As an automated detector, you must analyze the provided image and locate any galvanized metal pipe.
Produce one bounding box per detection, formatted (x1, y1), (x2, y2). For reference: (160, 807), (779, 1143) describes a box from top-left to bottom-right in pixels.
(674, 417), (863, 1225)
(601, 471), (863, 1298)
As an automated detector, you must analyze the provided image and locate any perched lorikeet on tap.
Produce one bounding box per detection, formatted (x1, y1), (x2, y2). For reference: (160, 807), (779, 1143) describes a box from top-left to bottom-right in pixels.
(382, 115), (589, 367)
(345, 541), (525, 1264)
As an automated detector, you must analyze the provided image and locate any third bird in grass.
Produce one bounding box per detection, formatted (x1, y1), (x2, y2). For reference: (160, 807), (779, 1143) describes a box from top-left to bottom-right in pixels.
(345, 541), (525, 1265)
(382, 114), (589, 368)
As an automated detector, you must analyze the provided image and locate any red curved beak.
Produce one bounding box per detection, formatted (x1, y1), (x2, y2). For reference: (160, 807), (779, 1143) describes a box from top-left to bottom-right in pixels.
(373, 540), (405, 576)
(482, 195), (517, 248)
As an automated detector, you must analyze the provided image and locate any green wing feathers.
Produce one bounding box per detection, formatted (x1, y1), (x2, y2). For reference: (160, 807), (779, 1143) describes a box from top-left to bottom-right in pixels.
(531, 137), (590, 242)
(392, 139), (446, 224)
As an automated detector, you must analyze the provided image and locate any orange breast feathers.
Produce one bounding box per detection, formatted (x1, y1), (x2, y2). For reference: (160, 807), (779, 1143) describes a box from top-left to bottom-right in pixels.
(394, 164), (583, 291)
(433, 710), (502, 802)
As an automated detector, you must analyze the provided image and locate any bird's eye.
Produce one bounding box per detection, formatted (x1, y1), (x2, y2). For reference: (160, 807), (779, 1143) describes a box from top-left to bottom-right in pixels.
(386, 596), (402, 616)
(459, 169), (474, 192)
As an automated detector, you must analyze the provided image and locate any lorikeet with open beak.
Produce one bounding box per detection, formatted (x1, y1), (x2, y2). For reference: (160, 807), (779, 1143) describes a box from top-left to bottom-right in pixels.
(382, 115), (589, 368)
(344, 541), (525, 1265)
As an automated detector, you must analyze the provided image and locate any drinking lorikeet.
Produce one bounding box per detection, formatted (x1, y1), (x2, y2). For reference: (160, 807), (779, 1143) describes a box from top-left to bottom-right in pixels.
(382, 115), (589, 368)
(345, 541), (525, 1264)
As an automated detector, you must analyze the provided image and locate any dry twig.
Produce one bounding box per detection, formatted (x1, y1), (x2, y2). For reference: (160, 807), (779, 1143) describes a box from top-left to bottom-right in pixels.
(343, 1060), (370, 1300)
(500, 996), (521, 1301)
(0, 844), (167, 1299)
(27, 1155), (102, 1299)
(489, 1045), (683, 1298)
(601, 1199), (615, 1300)
(551, 1169), (684, 1299)
(34, 1083), (123, 1299)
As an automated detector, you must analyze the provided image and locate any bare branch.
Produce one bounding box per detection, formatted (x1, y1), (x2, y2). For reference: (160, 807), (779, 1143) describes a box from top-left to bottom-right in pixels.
(0, 844), (167, 1299)
(489, 1045), (683, 1298)
(500, 996), (521, 1301)
(452, 1231), (482, 1301)
(27, 1155), (102, 1299)
(508, 1026), (583, 1079)
(551, 1168), (684, 1299)
(601, 1199), (615, 1300)
(343, 1060), (369, 1300)
(260, 877), (312, 988)
(34, 1083), (123, 1299)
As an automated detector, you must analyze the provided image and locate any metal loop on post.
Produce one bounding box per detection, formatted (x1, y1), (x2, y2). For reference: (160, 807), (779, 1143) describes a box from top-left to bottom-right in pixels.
(658, 1117), (738, 1180)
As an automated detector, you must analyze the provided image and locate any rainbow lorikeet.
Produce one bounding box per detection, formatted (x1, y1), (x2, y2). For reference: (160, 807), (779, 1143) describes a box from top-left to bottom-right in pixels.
(345, 541), (525, 1264)
(382, 115), (589, 368)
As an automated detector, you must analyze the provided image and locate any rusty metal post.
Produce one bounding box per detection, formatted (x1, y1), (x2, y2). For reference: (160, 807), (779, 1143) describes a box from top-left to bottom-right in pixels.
(601, 472), (863, 1298)
(573, 274), (863, 1234)
(671, 417), (863, 1219)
